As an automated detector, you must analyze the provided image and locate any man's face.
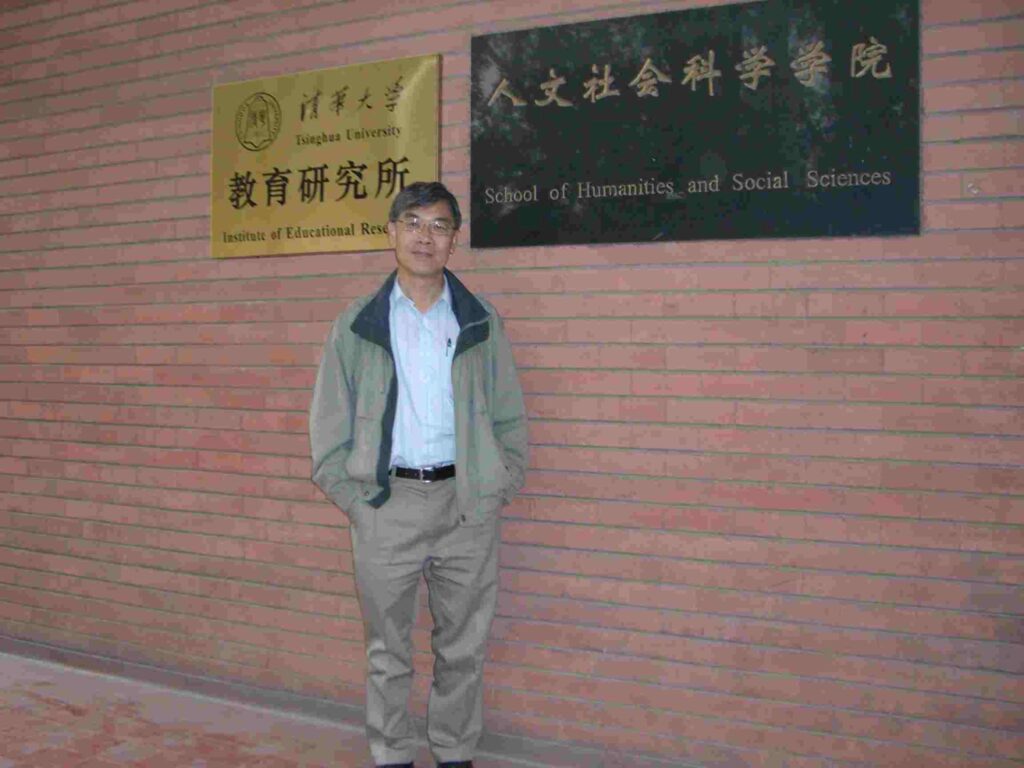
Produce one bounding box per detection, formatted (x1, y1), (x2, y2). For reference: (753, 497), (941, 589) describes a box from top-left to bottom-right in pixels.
(387, 199), (459, 283)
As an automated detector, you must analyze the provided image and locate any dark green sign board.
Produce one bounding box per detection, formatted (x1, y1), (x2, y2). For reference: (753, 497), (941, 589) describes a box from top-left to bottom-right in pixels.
(470, 0), (919, 248)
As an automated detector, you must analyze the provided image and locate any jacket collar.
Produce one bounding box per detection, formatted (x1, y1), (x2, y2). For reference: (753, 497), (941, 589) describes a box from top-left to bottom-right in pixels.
(350, 269), (490, 353)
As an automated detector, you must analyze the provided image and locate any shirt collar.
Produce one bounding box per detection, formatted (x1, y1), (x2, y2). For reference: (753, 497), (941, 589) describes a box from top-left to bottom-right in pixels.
(390, 276), (451, 313)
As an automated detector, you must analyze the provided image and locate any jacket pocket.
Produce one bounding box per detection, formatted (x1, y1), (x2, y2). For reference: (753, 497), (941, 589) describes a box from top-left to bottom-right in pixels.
(346, 497), (372, 530)
(471, 402), (508, 491)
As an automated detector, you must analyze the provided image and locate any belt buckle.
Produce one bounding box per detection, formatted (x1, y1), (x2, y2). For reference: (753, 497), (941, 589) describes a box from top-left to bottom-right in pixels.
(419, 468), (434, 483)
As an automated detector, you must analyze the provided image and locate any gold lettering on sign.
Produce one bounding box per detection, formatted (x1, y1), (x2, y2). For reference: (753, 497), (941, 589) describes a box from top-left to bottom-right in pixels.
(536, 69), (574, 107)
(583, 64), (621, 103)
(681, 51), (722, 96)
(791, 40), (831, 86)
(629, 58), (672, 98)
(736, 46), (775, 91)
(851, 37), (893, 79)
(487, 78), (527, 107)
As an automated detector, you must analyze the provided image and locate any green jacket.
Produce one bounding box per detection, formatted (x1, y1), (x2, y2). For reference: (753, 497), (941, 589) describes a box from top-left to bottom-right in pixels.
(309, 269), (528, 525)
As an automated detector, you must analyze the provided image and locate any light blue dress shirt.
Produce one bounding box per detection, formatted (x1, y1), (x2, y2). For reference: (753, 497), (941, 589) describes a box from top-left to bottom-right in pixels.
(389, 278), (460, 469)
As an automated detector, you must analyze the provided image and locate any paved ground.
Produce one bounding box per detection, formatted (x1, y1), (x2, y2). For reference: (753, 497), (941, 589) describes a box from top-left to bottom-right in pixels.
(0, 652), (565, 768)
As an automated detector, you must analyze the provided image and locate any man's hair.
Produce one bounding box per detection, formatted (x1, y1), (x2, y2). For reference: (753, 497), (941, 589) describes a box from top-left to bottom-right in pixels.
(388, 181), (462, 230)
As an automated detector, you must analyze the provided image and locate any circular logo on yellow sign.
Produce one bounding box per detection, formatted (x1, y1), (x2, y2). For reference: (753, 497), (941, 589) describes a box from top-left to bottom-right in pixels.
(235, 92), (281, 151)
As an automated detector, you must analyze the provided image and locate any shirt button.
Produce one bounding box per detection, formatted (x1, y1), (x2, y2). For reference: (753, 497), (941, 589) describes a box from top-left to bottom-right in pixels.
(460, 514), (467, 523)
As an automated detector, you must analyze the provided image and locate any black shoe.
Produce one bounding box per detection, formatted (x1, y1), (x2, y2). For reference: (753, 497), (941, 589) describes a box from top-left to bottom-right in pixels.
(379, 764), (414, 768)
(438, 762), (473, 768)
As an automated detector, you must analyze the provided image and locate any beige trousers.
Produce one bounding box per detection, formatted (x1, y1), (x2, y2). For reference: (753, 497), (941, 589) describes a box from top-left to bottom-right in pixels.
(350, 474), (499, 766)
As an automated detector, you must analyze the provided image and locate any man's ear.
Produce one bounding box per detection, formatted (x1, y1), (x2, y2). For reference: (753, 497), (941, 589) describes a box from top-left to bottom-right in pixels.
(386, 220), (398, 249)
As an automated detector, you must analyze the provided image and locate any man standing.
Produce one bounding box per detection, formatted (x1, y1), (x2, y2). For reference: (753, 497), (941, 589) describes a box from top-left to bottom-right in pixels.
(309, 182), (528, 768)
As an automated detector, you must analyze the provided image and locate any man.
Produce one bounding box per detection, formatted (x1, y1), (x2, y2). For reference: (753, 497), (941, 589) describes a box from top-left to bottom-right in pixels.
(309, 181), (528, 768)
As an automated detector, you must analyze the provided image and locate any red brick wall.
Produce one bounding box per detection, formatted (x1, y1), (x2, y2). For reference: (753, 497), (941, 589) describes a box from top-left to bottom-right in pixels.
(1, 1), (1022, 765)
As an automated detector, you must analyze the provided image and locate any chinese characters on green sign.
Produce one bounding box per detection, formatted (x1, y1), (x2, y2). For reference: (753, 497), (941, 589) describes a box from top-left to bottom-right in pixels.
(470, 0), (919, 247)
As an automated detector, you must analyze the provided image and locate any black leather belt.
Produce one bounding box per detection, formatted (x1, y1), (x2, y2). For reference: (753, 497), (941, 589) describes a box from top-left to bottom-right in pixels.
(392, 464), (455, 482)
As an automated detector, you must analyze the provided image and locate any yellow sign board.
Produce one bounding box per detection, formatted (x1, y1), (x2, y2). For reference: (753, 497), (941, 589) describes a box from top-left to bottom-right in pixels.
(211, 55), (440, 258)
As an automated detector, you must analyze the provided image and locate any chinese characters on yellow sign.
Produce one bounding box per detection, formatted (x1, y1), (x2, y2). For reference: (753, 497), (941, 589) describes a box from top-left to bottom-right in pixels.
(470, 0), (919, 247)
(211, 55), (439, 258)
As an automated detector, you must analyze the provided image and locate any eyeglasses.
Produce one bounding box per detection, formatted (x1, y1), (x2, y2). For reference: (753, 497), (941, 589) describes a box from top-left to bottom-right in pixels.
(396, 214), (456, 237)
